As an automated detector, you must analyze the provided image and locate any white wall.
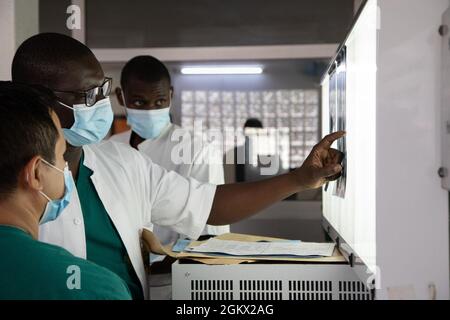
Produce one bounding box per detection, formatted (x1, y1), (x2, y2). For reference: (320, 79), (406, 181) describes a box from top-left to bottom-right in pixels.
(0, 0), (16, 80)
(15, 0), (39, 48)
(0, 0), (39, 80)
(376, 0), (450, 300)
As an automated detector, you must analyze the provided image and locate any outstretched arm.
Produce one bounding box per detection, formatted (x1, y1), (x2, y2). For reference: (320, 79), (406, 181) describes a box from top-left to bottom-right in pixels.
(208, 131), (345, 225)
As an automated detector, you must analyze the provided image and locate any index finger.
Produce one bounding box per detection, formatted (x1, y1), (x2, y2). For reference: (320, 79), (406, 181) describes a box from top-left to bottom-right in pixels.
(316, 131), (346, 150)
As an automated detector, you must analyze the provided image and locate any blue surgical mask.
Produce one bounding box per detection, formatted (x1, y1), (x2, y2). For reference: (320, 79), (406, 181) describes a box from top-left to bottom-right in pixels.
(59, 97), (114, 147)
(39, 159), (74, 225)
(126, 104), (171, 140)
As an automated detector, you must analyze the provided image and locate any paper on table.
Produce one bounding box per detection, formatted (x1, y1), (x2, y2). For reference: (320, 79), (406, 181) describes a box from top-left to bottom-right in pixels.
(141, 230), (345, 264)
(186, 238), (335, 257)
(173, 238), (300, 253)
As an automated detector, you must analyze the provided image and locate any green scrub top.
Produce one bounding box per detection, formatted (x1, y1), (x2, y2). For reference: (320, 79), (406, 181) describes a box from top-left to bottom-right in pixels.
(76, 153), (144, 300)
(0, 225), (131, 300)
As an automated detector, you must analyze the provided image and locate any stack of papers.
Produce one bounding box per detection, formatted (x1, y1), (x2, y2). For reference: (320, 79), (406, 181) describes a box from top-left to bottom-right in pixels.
(141, 229), (345, 265)
(185, 238), (335, 258)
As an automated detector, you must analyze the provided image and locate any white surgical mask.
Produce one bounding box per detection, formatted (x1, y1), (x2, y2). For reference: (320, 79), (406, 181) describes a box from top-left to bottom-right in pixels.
(38, 160), (74, 225)
(124, 95), (171, 139)
(59, 97), (114, 147)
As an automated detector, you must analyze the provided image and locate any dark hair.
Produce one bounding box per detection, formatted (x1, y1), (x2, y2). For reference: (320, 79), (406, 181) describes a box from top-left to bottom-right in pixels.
(121, 55), (171, 89)
(244, 118), (263, 129)
(0, 81), (59, 201)
(12, 32), (96, 86)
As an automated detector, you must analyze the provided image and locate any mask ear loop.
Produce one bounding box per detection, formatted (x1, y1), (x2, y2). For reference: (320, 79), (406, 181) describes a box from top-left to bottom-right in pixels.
(24, 164), (50, 224)
(38, 158), (66, 202)
(40, 158), (65, 174)
(39, 190), (52, 202)
(166, 95), (173, 123)
(120, 89), (129, 117)
(58, 101), (75, 111)
(35, 161), (52, 204)
(168, 93), (173, 110)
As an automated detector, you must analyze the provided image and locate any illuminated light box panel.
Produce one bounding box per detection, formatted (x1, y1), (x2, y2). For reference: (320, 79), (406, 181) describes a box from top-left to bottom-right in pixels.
(321, 0), (449, 300)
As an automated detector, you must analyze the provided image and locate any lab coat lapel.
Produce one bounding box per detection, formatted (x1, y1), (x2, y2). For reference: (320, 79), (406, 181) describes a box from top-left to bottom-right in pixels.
(82, 146), (148, 298)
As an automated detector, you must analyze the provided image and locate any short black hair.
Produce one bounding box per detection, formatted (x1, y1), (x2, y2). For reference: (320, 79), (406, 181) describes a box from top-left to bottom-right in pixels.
(12, 32), (96, 87)
(0, 81), (59, 201)
(244, 118), (263, 129)
(121, 55), (171, 89)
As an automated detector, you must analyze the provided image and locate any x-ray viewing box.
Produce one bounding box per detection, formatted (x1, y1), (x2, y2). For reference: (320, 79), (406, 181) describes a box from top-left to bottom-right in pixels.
(172, 0), (450, 300)
(322, 0), (449, 300)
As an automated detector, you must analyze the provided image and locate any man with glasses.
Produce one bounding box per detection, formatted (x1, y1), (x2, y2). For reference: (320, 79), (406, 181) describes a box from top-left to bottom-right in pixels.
(51, 77), (113, 147)
(52, 77), (112, 108)
(12, 33), (345, 300)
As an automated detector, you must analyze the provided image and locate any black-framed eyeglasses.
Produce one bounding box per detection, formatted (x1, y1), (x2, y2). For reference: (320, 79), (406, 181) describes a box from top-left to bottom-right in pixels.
(53, 77), (113, 107)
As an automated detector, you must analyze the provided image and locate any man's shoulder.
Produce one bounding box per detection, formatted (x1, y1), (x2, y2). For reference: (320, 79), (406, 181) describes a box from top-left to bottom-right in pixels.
(60, 253), (132, 299)
(27, 240), (104, 276)
(39, 242), (131, 299)
(84, 139), (147, 166)
(0, 239), (131, 300)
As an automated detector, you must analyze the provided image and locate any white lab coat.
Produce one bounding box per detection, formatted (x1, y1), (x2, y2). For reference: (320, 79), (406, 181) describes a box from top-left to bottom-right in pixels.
(111, 124), (230, 244)
(38, 140), (216, 299)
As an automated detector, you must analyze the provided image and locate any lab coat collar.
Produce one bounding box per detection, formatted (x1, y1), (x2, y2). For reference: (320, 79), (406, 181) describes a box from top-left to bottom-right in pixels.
(82, 145), (96, 172)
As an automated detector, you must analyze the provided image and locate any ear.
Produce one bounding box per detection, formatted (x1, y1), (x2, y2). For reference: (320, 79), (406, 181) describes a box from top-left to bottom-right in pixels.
(21, 156), (45, 192)
(170, 86), (174, 99)
(115, 87), (125, 106)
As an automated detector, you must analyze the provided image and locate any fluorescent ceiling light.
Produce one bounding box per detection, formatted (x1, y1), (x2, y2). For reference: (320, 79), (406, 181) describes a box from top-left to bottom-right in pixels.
(181, 66), (263, 75)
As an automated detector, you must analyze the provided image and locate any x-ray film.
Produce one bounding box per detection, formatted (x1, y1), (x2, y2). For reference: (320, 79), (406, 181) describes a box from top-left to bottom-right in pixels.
(329, 70), (337, 134)
(329, 47), (347, 198)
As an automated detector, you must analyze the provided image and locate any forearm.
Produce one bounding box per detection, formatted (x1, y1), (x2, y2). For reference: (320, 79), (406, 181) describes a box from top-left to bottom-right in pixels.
(207, 131), (346, 226)
(207, 172), (304, 225)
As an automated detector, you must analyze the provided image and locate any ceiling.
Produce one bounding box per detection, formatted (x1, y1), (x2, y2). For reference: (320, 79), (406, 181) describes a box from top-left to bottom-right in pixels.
(40, 0), (356, 48)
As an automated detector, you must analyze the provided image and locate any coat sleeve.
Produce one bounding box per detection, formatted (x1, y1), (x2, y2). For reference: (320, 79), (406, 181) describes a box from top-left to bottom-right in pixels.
(135, 151), (217, 240)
